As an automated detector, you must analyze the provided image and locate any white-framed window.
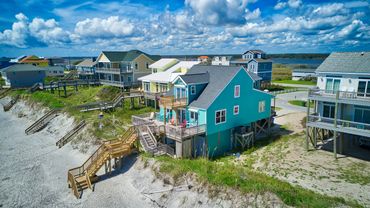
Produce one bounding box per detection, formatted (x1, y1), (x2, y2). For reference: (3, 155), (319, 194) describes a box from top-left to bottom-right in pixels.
(234, 85), (240, 98)
(190, 111), (198, 120)
(258, 101), (265, 113)
(190, 85), (196, 95)
(144, 82), (150, 92)
(233, 105), (239, 115)
(215, 109), (226, 125)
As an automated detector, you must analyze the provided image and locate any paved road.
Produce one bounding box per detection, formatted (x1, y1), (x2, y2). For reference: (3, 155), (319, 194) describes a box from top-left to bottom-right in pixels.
(272, 91), (308, 116)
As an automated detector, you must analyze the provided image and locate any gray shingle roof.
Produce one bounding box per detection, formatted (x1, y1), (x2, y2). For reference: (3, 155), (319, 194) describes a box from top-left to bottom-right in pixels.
(243, 49), (265, 54)
(246, 71), (262, 81)
(187, 65), (242, 109)
(102, 50), (160, 62)
(1, 64), (46, 73)
(179, 73), (209, 84)
(316, 52), (370, 74)
(76, 59), (96, 67)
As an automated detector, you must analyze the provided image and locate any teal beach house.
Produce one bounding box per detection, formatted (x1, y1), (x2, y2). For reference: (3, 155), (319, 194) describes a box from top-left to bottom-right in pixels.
(133, 65), (274, 158)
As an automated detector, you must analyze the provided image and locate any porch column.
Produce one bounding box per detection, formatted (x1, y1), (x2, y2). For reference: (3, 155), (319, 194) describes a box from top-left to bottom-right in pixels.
(333, 91), (339, 159)
(305, 96), (310, 151)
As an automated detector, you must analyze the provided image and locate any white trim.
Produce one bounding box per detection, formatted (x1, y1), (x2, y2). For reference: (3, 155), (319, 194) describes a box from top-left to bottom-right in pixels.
(233, 105), (239, 115)
(215, 109), (226, 125)
(234, 85), (240, 98)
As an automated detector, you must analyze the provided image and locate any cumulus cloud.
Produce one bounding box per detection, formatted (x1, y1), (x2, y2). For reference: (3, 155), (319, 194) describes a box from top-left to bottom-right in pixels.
(0, 13), (29, 47)
(313, 3), (348, 17)
(74, 16), (135, 39)
(29, 18), (71, 45)
(184, 0), (250, 25)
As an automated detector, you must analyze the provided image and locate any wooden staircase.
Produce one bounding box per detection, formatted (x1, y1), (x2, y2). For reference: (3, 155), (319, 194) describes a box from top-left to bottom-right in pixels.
(136, 125), (175, 157)
(0, 88), (11, 99)
(3, 95), (19, 112)
(62, 70), (77, 80)
(56, 120), (86, 148)
(67, 127), (137, 199)
(28, 83), (41, 93)
(25, 109), (59, 135)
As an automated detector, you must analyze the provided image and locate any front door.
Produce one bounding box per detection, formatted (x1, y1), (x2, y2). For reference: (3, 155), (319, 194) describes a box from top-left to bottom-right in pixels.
(179, 109), (186, 125)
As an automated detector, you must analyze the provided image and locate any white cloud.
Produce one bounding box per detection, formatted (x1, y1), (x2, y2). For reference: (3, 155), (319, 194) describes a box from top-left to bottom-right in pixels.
(74, 16), (135, 39)
(29, 18), (71, 45)
(184, 0), (250, 25)
(313, 3), (347, 17)
(245, 8), (261, 20)
(0, 13), (28, 48)
(274, 0), (301, 10)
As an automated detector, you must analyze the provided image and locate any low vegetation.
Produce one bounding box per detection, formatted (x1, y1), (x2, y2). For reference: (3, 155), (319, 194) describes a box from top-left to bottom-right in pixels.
(152, 156), (358, 207)
(272, 64), (292, 81)
(273, 79), (316, 85)
(288, 100), (314, 107)
(11, 85), (154, 140)
(0, 76), (4, 87)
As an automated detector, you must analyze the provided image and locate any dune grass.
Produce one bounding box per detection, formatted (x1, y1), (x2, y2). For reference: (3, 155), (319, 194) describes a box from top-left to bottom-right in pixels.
(151, 133), (362, 208)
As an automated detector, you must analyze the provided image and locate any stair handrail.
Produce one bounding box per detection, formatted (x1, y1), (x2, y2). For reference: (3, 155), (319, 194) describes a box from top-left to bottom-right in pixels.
(146, 125), (157, 147)
(25, 109), (57, 133)
(56, 120), (86, 147)
(68, 171), (80, 198)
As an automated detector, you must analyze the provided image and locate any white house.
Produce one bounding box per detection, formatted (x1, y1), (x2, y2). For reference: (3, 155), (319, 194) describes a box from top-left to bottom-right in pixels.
(306, 52), (370, 158)
(211, 56), (232, 66)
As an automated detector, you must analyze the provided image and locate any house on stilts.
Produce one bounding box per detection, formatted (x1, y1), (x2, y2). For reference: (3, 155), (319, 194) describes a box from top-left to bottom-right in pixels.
(133, 65), (274, 158)
(306, 52), (370, 158)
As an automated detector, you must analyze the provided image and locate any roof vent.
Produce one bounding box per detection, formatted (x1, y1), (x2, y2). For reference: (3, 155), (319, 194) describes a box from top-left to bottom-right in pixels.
(361, 52), (364, 56)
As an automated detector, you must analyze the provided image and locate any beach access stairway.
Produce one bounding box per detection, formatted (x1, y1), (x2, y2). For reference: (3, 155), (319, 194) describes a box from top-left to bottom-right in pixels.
(56, 120), (86, 148)
(0, 88), (11, 99)
(78, 93), (125, 112)
(62, 70), (78, 80)
(136, 124), (175, 157)
(25, 109), (59, 135)
(3, 95), (20, 112)
(67, 127), (137, 199)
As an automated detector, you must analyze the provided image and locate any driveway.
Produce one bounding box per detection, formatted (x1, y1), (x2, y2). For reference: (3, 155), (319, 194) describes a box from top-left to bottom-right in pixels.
(272, 91), (308, 116)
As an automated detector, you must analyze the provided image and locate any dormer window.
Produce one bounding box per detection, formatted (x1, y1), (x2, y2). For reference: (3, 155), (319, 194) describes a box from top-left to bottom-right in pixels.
(190, 85), (196, 95)
(234, 85), (240, 98)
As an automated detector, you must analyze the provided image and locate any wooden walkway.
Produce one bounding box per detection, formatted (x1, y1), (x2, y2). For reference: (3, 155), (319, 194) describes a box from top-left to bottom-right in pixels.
(77, 91), (144, 112)
(25, 109), (60, 135)
(67, 127), (137, 199)
(56, 120), (86, 148)
(3, 95), (19, 112)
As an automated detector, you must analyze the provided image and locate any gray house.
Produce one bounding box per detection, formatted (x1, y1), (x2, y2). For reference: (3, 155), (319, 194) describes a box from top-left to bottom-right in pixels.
(0, 64), (46, 88)
(306, 52), (370, 158)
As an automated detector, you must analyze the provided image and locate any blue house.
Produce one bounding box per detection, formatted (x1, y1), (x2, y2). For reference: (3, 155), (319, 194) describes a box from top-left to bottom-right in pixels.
(0, 64), (46, 88)
(133, 65), (273, 158)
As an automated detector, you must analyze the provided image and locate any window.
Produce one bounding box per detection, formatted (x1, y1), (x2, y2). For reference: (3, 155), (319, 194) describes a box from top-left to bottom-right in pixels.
(144, 82), (150, 92)
(323, 102), (335, 118)
(215, 109), (226, 124)
(357, 80), (370, 97)
(354, 106), (370, 124)
(153, 68), (157, 73)
(135, 62), (138, 70)
(155, 83), (159, 92)
(325, 78), (340, 94)
(190, 85), (196, 95)
(127, 76), (132, 83)
(146, 62), (149, 69)
(190, 111), (198, 120)
(233, 105), (239, 115)
(258, 101), (265, 113)
(234, 85), (240, 98)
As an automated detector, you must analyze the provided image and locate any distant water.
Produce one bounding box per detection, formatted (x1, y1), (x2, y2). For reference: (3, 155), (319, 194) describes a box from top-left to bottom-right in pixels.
(271, 58), (324, 67)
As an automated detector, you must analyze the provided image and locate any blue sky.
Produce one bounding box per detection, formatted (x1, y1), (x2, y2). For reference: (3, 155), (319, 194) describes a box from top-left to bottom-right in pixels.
(0, 0), (369, 57)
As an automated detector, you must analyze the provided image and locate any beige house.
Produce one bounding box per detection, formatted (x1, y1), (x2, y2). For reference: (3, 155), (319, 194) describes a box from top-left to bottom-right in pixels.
(95, 50), (160, 88)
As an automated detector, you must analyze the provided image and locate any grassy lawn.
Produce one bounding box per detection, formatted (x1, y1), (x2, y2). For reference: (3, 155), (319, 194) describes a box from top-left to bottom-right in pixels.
(152, 153), (360, 208)
(0, 76), (4, 87)
(11, 86), (154, 140)
(273, 79), (316, 85)
(288, 100), (314, 107)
